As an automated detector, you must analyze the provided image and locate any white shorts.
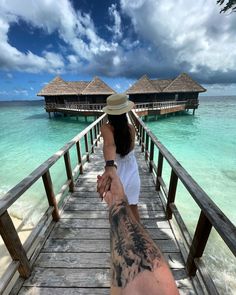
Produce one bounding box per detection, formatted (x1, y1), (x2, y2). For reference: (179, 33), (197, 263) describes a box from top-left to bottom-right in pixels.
(116, 150), (140, 205)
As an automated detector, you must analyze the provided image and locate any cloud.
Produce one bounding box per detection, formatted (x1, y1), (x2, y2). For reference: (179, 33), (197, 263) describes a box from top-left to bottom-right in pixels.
(0, 0), (115, 73)
(120, 0), (236, 82)
(107, 4), (122, 40)
(0, 0), (235, 85)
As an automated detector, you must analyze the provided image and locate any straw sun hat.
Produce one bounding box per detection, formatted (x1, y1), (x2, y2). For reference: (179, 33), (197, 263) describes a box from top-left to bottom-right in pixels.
(102, 93), (134, 115)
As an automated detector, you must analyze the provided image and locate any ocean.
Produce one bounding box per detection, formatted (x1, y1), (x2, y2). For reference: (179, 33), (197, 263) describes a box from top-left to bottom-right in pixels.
(0, 97), (235, 294)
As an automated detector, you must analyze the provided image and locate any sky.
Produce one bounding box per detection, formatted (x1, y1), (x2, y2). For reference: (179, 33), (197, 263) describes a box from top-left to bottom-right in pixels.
(0, 0), (236, 100)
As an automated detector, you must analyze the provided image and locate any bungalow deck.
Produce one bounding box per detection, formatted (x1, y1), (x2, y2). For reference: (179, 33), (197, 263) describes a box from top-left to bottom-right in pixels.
(45, 100), (196, 118)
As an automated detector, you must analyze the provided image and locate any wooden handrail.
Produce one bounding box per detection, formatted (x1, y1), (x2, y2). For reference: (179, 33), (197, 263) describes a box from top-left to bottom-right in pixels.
(0, 113), (106, 290)
(129, 110), (236, 280)
(44, 100), (193, 112)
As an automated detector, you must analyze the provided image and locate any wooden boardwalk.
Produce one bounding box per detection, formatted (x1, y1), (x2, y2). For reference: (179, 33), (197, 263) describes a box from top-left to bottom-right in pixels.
(16, 142), (199, 295)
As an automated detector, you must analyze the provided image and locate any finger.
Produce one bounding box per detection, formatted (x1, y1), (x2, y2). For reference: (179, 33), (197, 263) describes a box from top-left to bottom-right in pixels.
(104, 178), (111, 193)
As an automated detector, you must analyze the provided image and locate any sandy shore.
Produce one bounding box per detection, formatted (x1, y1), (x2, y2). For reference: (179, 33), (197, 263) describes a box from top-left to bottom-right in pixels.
(0, 215), (33, 278)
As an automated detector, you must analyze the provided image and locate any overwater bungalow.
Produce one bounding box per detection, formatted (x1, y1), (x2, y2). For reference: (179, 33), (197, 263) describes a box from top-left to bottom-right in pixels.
(126, 73), (206, 106)
(37, 76), (116, 105)
(38, 73), (206, 117)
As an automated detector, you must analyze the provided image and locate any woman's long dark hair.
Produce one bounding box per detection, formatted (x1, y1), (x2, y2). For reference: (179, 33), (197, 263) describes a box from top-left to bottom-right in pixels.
(108, 114), (132, 157)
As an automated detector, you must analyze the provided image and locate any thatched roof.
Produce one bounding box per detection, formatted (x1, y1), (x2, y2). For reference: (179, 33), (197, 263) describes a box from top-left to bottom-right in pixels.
(162, 73), (206, 93)
(67, 81), (89, 92)
(126, 75), (159, 94)
(151, 79), (173, 91)
(82, 77), (115, 95)
(37, 76), (78, 96)
(38, 76), (115, 96)
(126, 73), (206, 94)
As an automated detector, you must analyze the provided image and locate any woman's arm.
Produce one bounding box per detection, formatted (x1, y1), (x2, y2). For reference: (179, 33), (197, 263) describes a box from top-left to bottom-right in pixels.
(101, 124), (116, 161)
(98, 125), (117, 198)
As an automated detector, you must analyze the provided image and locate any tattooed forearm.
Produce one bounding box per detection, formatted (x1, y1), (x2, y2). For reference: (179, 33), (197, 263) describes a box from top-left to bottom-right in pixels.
(109, 199), (162, 288)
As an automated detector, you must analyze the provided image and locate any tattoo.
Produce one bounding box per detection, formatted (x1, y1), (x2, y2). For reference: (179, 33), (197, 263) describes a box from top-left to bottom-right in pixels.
(109, 200), (162, 288)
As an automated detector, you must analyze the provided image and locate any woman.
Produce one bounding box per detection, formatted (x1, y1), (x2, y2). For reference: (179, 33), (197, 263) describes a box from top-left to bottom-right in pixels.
(100, 93), (141, 221)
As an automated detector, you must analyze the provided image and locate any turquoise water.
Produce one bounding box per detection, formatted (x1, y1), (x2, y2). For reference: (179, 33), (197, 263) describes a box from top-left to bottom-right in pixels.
(146, 96), (236, 225)
(0, 101), (92, 223)
(0, 98), (235, 293)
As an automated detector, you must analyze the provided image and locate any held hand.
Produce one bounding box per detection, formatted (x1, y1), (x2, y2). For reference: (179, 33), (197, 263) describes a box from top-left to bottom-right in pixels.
(97, 167), (117, 198)
(97, 172), (125, 207)
(97, 175), (111, 201)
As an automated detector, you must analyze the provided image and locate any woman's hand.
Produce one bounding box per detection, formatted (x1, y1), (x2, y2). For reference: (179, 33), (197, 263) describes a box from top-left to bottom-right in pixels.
(97, 167), (117, 200)
(97, 171), (125, 207)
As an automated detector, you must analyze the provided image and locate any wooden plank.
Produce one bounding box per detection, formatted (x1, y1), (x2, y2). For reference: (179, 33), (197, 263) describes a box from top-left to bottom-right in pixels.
(70, 191), (162, 199)
(76, 177), (155, 186)
(23, 268), (110, 288)
(42, 238), (179, 253)
(22, 268), (189, 288)
(73, 186), (157, 192)
(55, 218), (169, 229)
(64, 202), (163, 211)
(49, 227), (174, 240)
(35, 252), (184, 269)
(67, 196), (162, 205)
(42, 239), (110, 253)
(18, 287), (110, 295)
(61, 210), (166, 219)
(35, 252), (110, 268)
(61, 210), (109, 219)
(56, 218), (110, 228)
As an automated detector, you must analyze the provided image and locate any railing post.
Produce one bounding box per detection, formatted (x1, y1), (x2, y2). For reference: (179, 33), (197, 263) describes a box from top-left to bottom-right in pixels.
(42, 171), (60, 221)
(90, 129), (94, 153)
(64, 151), (74, 192)
(145, 133), (149, 161)
(76, 141), (83, 174)
(186, 211), (212, 276)
(149, 141), (154, 173)
(141, 127), (145, 152)
(94, 124), (98, 146)
(0, 211), (31, 278)
(84, 133), (89, 162)
(139, 125), (142, 146)
(156, 152), (163, 191)
(166, 169), (178, 219)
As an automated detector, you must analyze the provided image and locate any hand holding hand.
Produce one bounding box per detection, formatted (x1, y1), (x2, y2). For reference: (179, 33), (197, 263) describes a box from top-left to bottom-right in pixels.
(97, 171), (125, 207)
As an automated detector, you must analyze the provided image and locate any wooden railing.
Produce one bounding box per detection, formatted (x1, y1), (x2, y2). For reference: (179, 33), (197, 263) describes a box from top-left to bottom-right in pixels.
(45, 103), (105, 111)
(0, 114), (107, 294)
(44, 100), (197, 113)
(129, 110), (236, 294)
(134, 100), (187, 110)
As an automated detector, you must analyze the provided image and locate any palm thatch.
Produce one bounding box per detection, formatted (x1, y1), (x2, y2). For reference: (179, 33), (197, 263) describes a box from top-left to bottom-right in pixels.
(162, 73), (206, 93)
(82, 77), (115, 95)
(126, 75), (159, 94)
(151, 79), (173, 91)
(38, 76), (116, 96)
(126, 73), (206, 94)
(67, 81), (89, 92)
(37, 77), (78, 96)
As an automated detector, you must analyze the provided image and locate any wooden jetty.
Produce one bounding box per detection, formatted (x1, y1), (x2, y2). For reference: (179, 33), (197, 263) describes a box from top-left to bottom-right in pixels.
(0, 112), (235, 295)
